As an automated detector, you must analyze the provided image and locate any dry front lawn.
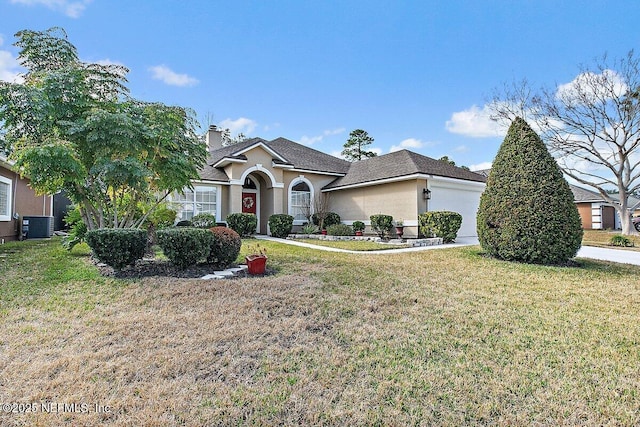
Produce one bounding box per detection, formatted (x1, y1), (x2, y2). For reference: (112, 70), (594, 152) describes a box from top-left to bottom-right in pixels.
(1, 239), (639, 425)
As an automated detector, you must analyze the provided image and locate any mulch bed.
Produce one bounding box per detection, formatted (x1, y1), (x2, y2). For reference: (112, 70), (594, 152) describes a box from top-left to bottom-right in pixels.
(95, 258), (276, 279)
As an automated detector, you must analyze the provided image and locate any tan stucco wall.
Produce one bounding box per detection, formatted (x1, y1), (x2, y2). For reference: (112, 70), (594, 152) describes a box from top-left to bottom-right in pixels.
(328, 180), (421, 237)
(0, 165), (53, 241)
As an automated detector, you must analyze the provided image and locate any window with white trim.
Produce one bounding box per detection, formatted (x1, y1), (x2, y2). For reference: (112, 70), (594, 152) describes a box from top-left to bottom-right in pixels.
(290, 181), (311, 222)
(0, 175), (11, 222)
(172, 186), (218, 221)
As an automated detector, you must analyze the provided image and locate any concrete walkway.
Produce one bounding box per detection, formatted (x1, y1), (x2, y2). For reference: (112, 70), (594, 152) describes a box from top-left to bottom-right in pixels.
(256, 235), (640, 266)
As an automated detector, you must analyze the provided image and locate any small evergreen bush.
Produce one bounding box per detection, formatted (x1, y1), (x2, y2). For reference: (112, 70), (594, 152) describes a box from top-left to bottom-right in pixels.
(370, 214), (394, 239)
(419, 211), (463, 243)
(477, 117), (583, 264)
(326, 223), (353, 236)
(191, 213), (218, 229)
(268, 214), (294, 238)
(609, 234), (634, 247)
(352, 220), (365, 232)
(227, 213), (258, 237)
(157, 227), (213, 268)
(312, 212), (341, 229)
(85, 228), (147, 270)
(207, 226), (242, 268)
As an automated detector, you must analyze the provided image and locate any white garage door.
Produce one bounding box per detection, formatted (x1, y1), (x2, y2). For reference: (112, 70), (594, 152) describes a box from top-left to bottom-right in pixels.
(428, 180), (485, 237)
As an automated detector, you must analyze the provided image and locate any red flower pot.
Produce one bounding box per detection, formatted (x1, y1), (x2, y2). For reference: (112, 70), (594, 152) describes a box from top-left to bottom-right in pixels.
(246, 255), (267, 275)
(355, 231), (363, 236)
(321, 229), (327, 235)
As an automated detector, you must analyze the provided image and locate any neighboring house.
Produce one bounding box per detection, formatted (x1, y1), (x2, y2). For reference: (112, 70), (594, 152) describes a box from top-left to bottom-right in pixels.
(0, 155), (54, 242)
(570, 184), (640, 230)
(170, 126), (486, 238)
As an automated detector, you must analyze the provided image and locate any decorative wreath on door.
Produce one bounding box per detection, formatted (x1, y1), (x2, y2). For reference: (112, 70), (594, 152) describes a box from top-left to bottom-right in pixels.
(243, 196), (255, 209)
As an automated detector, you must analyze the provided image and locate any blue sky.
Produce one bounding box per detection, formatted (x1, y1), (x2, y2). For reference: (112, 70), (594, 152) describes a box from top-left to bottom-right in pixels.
(1, 0), (638, 170)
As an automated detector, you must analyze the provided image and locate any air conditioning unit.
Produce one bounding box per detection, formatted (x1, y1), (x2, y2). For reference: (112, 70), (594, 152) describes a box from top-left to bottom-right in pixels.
(22, 216), (54, 239)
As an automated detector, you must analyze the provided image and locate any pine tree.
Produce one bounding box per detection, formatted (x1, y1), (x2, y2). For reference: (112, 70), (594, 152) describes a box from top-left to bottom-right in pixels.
(477, 117), (583, 264)
(341, 129), (377, 161)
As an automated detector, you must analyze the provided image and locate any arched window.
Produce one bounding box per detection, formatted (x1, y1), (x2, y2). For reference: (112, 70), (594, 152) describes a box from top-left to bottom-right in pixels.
(289, 179), (312, 223)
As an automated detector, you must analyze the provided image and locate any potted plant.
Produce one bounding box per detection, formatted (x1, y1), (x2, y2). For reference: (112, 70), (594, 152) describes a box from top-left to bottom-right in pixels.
(245, 243), (267, 275)
(395, 219), (405, 238)
(353, 220), (365, 236)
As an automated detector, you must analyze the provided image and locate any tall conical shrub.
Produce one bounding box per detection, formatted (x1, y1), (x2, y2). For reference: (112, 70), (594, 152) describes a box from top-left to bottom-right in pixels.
(477, 117), (583, 264)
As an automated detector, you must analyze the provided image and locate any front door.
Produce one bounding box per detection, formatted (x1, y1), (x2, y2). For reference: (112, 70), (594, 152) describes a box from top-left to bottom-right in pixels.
(242, 192), (257, 215)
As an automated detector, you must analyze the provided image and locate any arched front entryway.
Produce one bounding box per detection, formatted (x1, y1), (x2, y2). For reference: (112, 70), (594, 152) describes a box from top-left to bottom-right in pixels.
(234, 165), (284, 235)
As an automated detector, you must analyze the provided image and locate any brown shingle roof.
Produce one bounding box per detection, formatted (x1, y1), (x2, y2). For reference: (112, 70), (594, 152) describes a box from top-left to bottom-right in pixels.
(200, 140), (487, 187)
(324, 150), (486, 189)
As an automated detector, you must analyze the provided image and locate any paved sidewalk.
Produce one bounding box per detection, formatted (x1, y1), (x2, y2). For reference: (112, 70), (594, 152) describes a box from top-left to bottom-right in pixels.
(256, 235), (640, 266)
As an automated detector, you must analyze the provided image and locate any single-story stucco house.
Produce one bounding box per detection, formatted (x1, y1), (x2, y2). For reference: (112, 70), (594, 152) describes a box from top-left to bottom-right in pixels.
(0, 155), (54, 242)
(169, 126), (486, 238)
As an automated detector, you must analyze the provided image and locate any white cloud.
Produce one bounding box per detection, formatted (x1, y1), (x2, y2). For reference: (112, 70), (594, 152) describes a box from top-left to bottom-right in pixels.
(10, 0), (92, 18)
(299, 127), (346, 146)
(0, 38), (24, 83)
(469, 162), (493, 172)
(149, 65), (199, 87)
(219, 117), (257, 135)
(556, 69), (627, 104)
(389, 137), (437, 153)
(445, 104), (505, 138)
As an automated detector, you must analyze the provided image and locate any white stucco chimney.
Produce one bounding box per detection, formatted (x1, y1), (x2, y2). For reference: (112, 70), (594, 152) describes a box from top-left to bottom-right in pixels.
(206, 125), (223, 153)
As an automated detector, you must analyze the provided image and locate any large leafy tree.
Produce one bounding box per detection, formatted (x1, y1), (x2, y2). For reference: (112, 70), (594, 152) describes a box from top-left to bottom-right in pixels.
(341, 129), (377, 161)
(477, 117), (583, 264)
(491, 51), (640, 234)
(0, 28), (206, 230)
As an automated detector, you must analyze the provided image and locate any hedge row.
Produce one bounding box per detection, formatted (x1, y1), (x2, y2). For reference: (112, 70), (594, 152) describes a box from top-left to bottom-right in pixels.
(86, 226), (242, 270)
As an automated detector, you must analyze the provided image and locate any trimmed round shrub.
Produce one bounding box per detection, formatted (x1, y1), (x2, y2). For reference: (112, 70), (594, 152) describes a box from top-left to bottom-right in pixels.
(85, 228), (147, 270)
(419, 211), (463, 243)
(157, 227), (213, 269)
(352, 220), (365, 232)
(370, 214), (394, 239)
(226, 213), (258, 237)
(326, 223), (353, 236)
(477, 117), (583, 264)
(191, 213), (217, 229)
(268, 214), (294, 238)
(207, 226), (242, 268)
(312, 212), (341, 229)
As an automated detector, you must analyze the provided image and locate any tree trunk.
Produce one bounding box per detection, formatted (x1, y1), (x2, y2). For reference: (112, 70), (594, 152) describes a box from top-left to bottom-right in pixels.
(617, 206), (639, 235)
